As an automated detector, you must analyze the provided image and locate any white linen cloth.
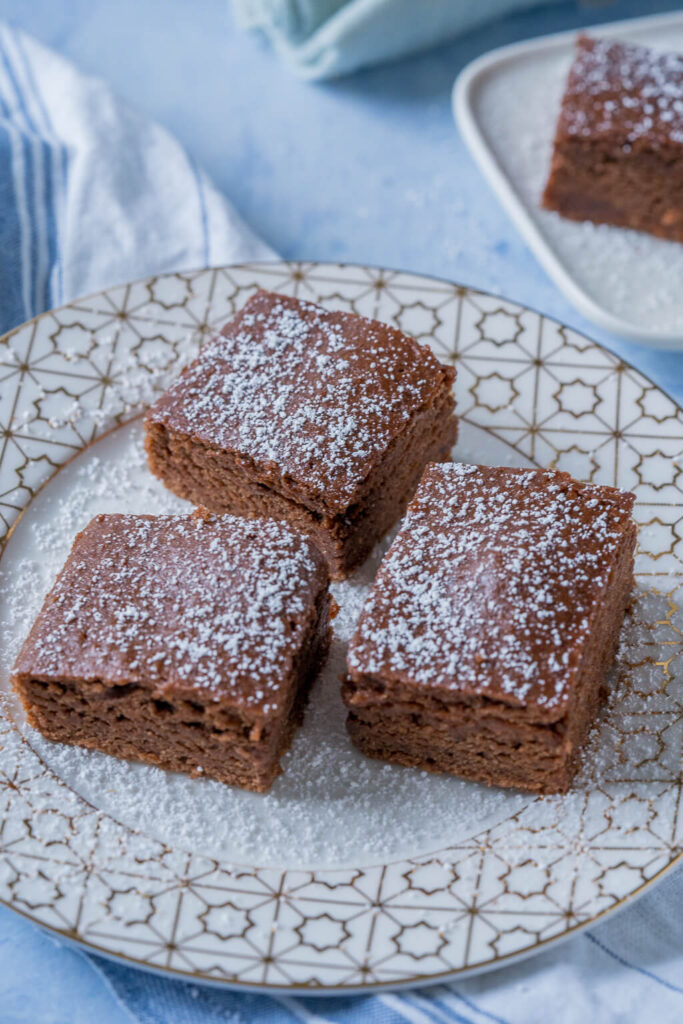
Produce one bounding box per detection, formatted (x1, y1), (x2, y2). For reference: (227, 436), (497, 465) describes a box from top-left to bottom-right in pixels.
(0, 22), (271, 332)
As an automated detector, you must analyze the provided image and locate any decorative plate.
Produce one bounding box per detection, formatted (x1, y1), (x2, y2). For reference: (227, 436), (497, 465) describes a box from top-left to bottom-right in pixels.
(0, 261), (681, 993)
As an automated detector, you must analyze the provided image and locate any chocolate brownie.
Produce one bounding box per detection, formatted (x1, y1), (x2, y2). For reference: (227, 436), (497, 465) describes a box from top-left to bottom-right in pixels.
(343, 463), (637, 794)
(144, 290), (457, 580)
(12, 510), (331, 792)
(543, 35), (683, 242)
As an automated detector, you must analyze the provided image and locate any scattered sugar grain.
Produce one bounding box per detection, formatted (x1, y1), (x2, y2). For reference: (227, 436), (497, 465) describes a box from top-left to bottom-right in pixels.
(1, 422), (676, 869)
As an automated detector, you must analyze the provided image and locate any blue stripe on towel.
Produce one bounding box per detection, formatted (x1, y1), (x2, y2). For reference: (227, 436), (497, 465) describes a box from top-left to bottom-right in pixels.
(0, 87), (32, 324)
(585, 934), (683, 997)
(0, 33), (39, 318)
(0, 120), (25, 326)
(0, 26), (64, 317)
(13, 27), (66, 304)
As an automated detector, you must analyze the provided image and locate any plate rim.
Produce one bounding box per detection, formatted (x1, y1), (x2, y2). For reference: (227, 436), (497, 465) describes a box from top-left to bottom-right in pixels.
(452, 9), (683, 348)
(5, 854), (679, 997)
(2, 254), (678, 405)
(0, 258), (681, 993)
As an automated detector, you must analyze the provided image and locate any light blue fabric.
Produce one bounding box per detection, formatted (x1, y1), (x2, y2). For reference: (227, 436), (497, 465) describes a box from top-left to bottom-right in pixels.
(0, 13), (682, 1024)
(0, 22), (271, 334)
(232, 0), (566, 78)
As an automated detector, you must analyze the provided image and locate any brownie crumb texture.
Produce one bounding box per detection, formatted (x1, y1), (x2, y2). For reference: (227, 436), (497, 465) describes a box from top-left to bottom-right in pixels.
(145, 290), (457, 579)
(543, 35), (683, 242)
(12, 511), (331, 792)
(344, 463), (637, 794)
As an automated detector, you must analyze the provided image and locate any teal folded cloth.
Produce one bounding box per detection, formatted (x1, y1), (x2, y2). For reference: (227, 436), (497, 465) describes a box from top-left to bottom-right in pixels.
(232, 0), (566, 78)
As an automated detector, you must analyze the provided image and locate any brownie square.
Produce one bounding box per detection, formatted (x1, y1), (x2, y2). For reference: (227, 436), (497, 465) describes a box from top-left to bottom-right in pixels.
(543, 35), (683, 242)
(343, 463), (637, 794)
(12, 510), (331, 792)
(144, 290), (457, 580)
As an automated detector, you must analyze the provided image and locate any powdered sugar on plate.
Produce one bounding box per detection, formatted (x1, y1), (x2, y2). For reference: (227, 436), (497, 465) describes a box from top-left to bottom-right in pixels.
(0, 420), (532, 868)
(0, 419), (672, 869)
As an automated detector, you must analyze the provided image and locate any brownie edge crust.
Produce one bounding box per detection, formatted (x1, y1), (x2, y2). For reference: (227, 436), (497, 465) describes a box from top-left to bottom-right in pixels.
(144, 290), (457, 580)
(542, 35), (683, 242)
(343, 463), (637, 795)
(12, 511), (331, 792)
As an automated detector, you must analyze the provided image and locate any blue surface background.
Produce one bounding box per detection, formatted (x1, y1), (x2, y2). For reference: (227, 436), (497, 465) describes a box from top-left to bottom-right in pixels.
(0, 0), (681, 1020)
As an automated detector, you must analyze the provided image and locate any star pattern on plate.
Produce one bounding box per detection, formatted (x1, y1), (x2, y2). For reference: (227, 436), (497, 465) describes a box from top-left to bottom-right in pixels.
(0, 262), (680, 989)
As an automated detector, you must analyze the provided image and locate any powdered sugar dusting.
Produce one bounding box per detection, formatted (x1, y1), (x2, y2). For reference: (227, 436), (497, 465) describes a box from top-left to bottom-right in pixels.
(148, 290), (451, 512)
(17, 511), (324, 712)
(1, 420), (532, 867)
(473, 27), (683, 332)
(562, 35), (683, 148)
(349, 463), (634, 714)
(0, 420), (671, 870)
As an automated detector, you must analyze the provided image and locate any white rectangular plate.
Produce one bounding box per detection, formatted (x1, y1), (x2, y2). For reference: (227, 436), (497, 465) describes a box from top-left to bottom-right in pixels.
(453, 10), (683, 349)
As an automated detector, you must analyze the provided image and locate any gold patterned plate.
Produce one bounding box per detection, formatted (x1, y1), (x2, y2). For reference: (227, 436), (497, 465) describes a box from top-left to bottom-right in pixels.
(0, 262), (681, 993)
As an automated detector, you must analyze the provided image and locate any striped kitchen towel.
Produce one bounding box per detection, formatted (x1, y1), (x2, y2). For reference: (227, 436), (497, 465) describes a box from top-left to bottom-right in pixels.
(0, 22), (271, 336)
